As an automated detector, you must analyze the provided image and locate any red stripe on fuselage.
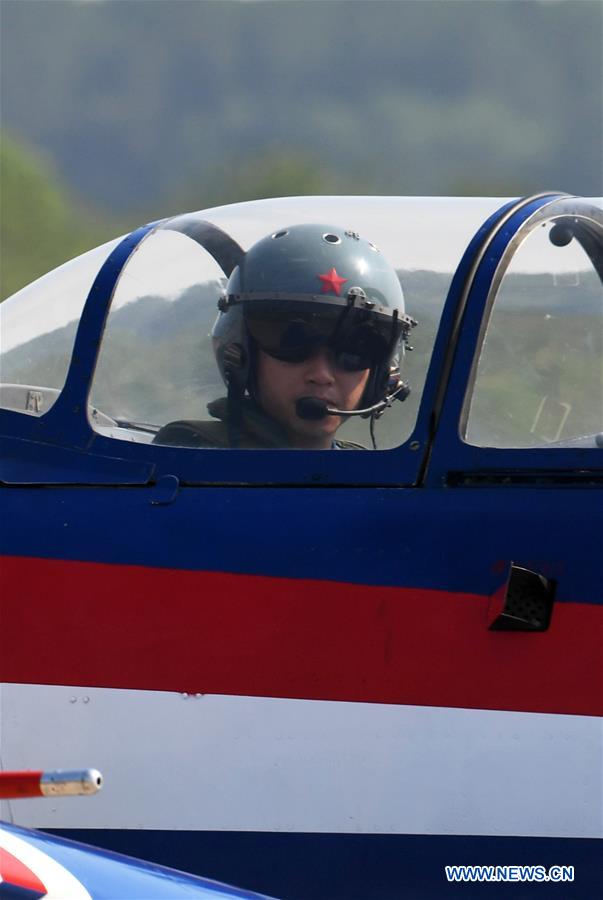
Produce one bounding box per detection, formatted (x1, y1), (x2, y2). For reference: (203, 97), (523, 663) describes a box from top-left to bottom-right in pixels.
(1, 555), (601, 716)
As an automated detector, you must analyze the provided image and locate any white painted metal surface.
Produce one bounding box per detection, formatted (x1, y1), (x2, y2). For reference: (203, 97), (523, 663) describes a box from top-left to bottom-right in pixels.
(1, 684), (601, 838)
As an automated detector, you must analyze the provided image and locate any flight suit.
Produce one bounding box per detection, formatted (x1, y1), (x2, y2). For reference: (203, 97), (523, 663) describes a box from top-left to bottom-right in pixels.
(153, 397), (365, 449)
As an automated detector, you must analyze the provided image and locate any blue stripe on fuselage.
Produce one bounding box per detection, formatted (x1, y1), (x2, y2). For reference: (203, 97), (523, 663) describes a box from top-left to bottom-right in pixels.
(2, 484), (602, 604)
(47, 830), (602, 900)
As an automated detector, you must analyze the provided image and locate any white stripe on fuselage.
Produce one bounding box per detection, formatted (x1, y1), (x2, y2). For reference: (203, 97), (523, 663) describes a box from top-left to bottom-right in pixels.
(1, 684), (601, 838)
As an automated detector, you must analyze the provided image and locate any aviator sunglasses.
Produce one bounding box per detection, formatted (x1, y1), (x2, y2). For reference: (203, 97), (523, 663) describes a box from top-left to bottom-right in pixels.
(245, 301), (395, 372)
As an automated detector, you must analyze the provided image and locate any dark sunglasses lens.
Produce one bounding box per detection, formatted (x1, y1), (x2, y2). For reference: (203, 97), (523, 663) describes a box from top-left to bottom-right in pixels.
(245, 303), (391, 370)
(334, 351), (372, 371)
(271, 320), (323, 362)
(334, 326), (389, 371)
(246, 304), (337, 361)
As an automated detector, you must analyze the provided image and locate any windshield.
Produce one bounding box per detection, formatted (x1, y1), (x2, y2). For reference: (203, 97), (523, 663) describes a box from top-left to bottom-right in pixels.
(87, 197), (505, 449)
(0, 237), (122, 416)
(1, 196), (505, 449)
(463, 200), (603, 448)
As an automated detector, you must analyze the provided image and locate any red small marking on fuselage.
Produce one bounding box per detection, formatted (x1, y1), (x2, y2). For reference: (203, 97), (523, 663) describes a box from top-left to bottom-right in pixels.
(0, 847), (47, 896)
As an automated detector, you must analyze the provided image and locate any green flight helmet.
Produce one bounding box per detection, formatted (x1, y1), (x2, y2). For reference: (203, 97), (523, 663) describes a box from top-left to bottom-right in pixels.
(212, 223), (415, 410)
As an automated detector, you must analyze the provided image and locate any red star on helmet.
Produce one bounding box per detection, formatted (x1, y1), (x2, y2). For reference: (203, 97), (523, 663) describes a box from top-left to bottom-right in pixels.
(318, 267), (348, 296)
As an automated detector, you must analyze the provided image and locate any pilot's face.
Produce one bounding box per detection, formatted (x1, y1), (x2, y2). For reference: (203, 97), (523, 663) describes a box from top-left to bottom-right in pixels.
(256, 347), (370, 449)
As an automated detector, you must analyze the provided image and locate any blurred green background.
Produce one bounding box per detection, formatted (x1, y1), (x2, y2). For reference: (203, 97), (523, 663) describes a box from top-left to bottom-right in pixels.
(1, 0), (602, 300)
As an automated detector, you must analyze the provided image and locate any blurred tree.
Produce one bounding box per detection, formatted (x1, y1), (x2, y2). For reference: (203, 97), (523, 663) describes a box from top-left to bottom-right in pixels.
(4, 0), (599, 212)
(159, 149), (357, 217)
(0, 133), (121, 301)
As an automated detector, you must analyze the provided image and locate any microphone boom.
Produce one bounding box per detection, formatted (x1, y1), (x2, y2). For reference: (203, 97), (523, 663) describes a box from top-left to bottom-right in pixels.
(295, 382), (410, 422)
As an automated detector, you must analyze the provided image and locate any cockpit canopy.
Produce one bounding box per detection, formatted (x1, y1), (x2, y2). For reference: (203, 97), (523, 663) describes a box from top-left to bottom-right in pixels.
(1, 195), (601, 453)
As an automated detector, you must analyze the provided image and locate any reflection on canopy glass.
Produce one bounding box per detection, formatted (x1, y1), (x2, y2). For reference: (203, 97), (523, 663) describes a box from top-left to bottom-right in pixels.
(465, 210), (602, 448)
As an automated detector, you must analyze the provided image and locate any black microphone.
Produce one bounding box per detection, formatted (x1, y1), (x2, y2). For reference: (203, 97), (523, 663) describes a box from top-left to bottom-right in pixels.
(295, 397), (332, 420)
(295, 384), (410, 421)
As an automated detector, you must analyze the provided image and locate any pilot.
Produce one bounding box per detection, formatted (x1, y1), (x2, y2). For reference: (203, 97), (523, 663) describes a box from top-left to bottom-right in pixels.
(154, 223), (415, 449)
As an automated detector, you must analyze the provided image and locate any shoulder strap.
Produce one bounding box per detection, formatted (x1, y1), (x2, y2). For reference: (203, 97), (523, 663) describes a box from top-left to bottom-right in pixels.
(334, 439), (368, 450)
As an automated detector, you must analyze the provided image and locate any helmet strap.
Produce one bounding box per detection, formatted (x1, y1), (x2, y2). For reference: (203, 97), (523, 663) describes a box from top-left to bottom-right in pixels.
(225, 366), (246, 449)
(246, 333), (259, 403)
(369, 412), (378, 450)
